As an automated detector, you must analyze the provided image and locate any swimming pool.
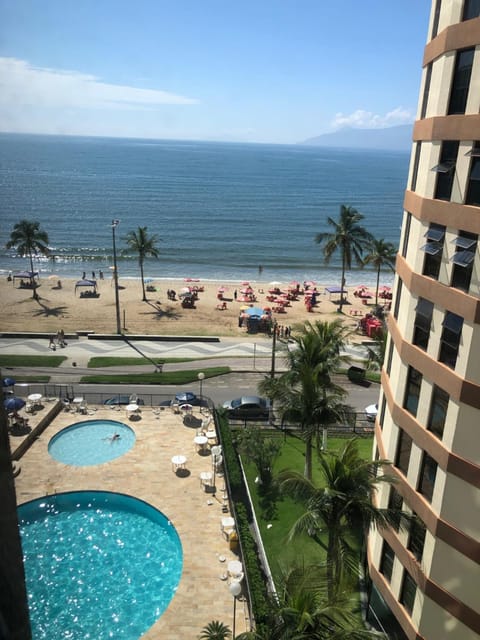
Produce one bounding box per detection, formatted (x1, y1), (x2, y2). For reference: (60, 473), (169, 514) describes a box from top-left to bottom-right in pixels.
(48, 419), (136, 465)
(19, 491), (183, 640)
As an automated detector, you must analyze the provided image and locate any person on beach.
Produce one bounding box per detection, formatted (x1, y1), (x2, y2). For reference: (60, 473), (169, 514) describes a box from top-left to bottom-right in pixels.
(234, 289), (237, 300)
(92, 271), (96, 280)
(99, 270), (104, 279)
(49, 336), (56, 350)
(82, 271), (86, 279)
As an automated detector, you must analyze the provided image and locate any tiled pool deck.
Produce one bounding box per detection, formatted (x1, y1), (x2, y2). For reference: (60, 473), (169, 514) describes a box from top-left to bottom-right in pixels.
(11, 402), (250, 639)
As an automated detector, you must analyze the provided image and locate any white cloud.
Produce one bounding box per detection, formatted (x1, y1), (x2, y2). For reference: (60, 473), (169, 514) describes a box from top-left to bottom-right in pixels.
(331, 107), (414, 130)
(0, 57), (199, 110)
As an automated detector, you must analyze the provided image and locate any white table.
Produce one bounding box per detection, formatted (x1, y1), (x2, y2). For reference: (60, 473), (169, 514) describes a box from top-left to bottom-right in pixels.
(221, 516), (235, 534)
(126, 403), (139, 416)
(194, 435), (208, 452)
(27, 393), (42, 407)
(205, 429), (217, 442)
(180, 403), (193, 414)
(227, 560), (243, 577)
(200, 471), (213, 488)
(171, 455), (187, 472)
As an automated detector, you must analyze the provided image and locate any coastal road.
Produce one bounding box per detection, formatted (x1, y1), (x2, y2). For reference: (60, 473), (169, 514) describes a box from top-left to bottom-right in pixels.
(0, 335), (378, 411)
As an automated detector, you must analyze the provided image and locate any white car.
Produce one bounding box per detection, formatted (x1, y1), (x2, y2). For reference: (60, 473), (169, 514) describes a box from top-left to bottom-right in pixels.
(365, 403), (378, 422)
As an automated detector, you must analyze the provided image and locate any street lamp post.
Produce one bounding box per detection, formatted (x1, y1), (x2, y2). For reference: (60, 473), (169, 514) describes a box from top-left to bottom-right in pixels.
(111, 219), (121, 335)
(229, 580), (242, 639)
(197, 371), (205, 411)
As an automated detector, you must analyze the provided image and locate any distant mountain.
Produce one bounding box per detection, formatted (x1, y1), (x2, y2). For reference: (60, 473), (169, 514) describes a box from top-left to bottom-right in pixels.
(301, 124), (413, 151)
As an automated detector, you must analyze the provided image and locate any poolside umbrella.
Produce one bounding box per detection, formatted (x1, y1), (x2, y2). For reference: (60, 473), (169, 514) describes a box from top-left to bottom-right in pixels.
(4, 397), (25, 412)
(2, 377), (15, 387)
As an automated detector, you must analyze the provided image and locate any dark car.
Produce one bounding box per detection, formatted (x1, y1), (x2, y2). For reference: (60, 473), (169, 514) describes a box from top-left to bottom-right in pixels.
(174, 391), (199, 405)
(222, 395), (270, 419)
(103, 395), (145, 406)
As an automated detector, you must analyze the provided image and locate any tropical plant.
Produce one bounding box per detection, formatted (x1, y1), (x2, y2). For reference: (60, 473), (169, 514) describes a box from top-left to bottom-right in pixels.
(279, 438), (405, 601)
(260, 320), (352, 479)
(199, 620), (232, 639)
(235, 426), (281, 486)
(365, 328), (388, 372)
(123, 226), (160, 301)
(315, 205), (372, 312)
(362, 238), (397, 306)
(6, 219), (49, 299)
(237, 562), (384, 639)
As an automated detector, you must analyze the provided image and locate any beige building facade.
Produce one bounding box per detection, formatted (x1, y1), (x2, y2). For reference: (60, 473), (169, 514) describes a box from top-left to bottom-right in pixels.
(368, 2), (480, 639)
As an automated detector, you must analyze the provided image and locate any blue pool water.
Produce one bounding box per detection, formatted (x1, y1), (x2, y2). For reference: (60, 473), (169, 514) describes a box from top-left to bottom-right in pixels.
(19, 491), (183, 640)
(48, 419), (136, 466)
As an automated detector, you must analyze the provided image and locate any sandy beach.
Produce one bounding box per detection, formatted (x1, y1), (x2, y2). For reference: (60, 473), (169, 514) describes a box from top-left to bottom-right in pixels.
(0, 276), (383, 337)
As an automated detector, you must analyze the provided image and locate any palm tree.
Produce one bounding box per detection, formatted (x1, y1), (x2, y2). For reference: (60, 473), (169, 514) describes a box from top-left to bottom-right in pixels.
(260, 320), (351, 480)
(236, 562), (383, 639)
(199, 620), (232, 639)
(123, 226), (160, 301)
(279, 438), (405, 601)
(315, 205), (372, 313)
(363, 238), (397, 306)
(6, 219), (49, 299)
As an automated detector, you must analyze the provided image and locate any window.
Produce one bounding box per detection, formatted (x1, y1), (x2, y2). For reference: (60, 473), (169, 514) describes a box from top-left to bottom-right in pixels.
(403, 367), (422, 417)
(427, 385), (449, 440)
(448, 49), (474, 115)
(432, 0), (441, 38)
(410, 143), (421, 192)
(418, 452), (438, 503)
(386, 339), (394, 375)
(379, 540), (395, 583)
(393, 279), (402, 319)
(451, 231), (477, 291)
(408, 514), (427, 562)
(438, 311), (463, 369)
(395, 429), (413, 476)
(388, 487), (403, 532)
(400, 570), (417, 615)
(466, 154), (480, 206)
(433, 141), (459, 201)
(420, 64), (432, 119)
(402, 213), (411, 258)
(379, 395), (387, 430)
(422, 223), (445, 279)
(463, 0), (480, 21)
(412, 298), (434, 350)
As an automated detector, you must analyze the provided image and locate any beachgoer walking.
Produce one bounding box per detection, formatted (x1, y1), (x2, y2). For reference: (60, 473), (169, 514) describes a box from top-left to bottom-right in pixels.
(57, 329), (65, 347)
(82, 271), (86, 279)
(92, 271), (96, 280)
(49, 336), (56, 351)
(234, 289), (237, 300)
(99, 270), (104, 279)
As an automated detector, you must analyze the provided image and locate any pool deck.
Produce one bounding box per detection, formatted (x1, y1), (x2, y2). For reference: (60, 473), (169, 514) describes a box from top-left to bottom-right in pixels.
(11, 401), (250, 639)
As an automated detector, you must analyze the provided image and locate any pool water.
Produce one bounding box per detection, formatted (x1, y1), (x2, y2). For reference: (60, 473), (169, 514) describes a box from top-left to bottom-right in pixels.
(19, 491), (183, 640)
(48, 419), (136, 465)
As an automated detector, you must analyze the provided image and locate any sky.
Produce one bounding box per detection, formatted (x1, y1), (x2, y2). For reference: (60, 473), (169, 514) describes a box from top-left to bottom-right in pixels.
(0, 1), (432, 144)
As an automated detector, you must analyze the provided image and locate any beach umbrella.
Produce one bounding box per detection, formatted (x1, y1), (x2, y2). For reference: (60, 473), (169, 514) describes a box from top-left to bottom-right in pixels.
(4, 397), (26, 412)
(2, 377), (16, 387)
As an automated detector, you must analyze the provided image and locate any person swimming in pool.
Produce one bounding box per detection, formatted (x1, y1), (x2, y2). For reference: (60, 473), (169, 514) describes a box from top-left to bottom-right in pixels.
(103, 433), (121, 443)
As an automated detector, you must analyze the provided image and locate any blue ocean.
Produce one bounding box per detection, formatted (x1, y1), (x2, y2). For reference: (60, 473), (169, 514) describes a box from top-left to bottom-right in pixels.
(0, 133), (409, 286)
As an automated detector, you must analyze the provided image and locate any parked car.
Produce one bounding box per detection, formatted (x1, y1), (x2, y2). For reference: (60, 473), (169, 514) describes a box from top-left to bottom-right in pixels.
(104, 395), (145, 406)
(222, 395), (270, 419)
(365, 403), (378, 422)
(174, 391), (199, 405)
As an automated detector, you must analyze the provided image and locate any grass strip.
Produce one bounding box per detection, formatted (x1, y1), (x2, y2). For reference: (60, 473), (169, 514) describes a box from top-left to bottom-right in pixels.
(80, 366), (230, 384)
(0, 355), (66, 367)
(87, 356), (208, 368)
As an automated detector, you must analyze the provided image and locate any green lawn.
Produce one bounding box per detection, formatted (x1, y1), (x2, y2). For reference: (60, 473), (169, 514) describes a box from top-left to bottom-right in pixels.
(0, 355), (66, 367)
(87, 356), (215, 368)
(80, 366), (230, 384)
(241, 433), (374, 576)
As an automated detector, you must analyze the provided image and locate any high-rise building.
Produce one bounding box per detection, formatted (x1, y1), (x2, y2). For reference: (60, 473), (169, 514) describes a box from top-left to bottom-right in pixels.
(368, 2), (480, 639)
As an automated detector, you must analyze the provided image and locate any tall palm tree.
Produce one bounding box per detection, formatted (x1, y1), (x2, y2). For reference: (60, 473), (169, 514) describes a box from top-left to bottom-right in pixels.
(363, 238), (397, 306)
(6, 219), (49, 299)
(260, 320), (351, 480)
(279, 438), (406, 601)
(315, 205), (372, 313)
(237, 562), (383, 639)
(123, 226), (160, 301)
